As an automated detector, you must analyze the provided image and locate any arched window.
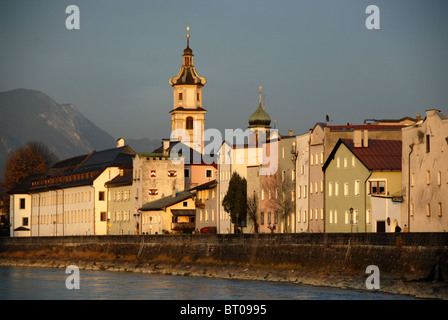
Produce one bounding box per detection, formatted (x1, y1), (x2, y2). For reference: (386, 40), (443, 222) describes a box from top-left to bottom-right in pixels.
(186, 117), (194, 130)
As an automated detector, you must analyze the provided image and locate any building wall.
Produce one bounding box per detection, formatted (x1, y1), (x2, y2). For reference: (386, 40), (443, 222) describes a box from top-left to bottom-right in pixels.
(195, 185), (218, 232)
(133, 154), (185, 234)
(295, 132), (310, 233)
(9, 194), (31, 237)
(309, 125), (325, 233)
(279, 136), (296, 233)
(402, 109), (448, 232)
(93, 168), (120, 235)
(141, 197), (195, 234)
(108, 184), (133, 235)
(325, 144), (371, 233)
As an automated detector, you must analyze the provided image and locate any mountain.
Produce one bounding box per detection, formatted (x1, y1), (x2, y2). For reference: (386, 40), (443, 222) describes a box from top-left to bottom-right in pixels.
(0, 89), (163, 176)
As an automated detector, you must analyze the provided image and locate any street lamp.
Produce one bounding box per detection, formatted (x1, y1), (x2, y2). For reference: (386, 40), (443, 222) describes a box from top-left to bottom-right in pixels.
(349, 207), (354, 233)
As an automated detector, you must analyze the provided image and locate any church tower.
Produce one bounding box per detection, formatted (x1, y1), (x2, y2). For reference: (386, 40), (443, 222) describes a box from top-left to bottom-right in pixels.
(169, 27), (207, 153)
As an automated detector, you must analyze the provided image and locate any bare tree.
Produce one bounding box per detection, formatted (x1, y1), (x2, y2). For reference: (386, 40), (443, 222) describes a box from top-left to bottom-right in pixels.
(247, 192), (259, 233)
(261, 174), (295, 233)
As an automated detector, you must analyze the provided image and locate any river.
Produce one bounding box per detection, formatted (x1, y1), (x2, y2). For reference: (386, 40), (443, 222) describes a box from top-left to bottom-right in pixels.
(0, 266), (417, 300)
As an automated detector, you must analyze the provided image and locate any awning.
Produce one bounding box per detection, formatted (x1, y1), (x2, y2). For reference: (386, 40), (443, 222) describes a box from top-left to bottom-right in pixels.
(171, 209), (196, 216)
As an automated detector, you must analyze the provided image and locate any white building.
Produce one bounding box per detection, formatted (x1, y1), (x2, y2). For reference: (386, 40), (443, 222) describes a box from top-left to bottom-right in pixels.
(9, 145), (135, 237)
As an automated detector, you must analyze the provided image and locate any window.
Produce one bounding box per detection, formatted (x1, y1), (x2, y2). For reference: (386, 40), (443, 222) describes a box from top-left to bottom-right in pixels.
(344, 183), (349, 196)
(352, 156), (356, 167)
(345, 211), (350, 225)
(100, 212), (107, 221)
(426, 134), (430, 153)
(20, 198), (25, 209)
(99, 191), (105, 201)
(179, 92), (183, 101)
(366, 209), (372, 224)
(329, 182), (333, 197)
(335, 182), (339, 196)
(186, 117), (193, 130)
(22, 217), (29, 226)
(438, 171), (441, 186)
(291, 170), (295, 181)
(184, 168), (190, 178)
(354, 180), (360, 196)
(343, 157), (347, 168)
(426, 204), (431, 216)
(370, 181), (385, 195)
(438, 203), (442, 217)
(329, 210), (333, 224)
(410, 203), (414, 216)
(336, 157), (340, 168)
(206, 169), (212, 178)
(183, 201), (188, 207)
(297, 210), (301, 223)
(197, 93), (200, 101)
(261, 212), (265, 225)
(310, 153), (314, 166)
(427, 171), (431, 185)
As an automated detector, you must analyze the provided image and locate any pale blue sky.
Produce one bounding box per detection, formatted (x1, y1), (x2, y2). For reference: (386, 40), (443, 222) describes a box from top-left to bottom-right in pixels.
(1, 0), (447, 141)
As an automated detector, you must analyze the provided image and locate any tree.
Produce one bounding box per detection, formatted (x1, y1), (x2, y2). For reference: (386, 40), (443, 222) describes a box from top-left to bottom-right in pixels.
(0, 141), (58, 215)
(261, 172), (295, 233)
(247, 191), (259, 233)
(222, 172), (247, 233)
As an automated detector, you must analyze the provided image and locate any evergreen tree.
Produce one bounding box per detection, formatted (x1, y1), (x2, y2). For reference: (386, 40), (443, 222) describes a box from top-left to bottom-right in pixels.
(222, 172), (247, 233)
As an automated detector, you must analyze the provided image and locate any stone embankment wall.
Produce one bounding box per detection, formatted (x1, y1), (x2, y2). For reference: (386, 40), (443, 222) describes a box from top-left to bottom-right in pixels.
(0, 233), (447, 280)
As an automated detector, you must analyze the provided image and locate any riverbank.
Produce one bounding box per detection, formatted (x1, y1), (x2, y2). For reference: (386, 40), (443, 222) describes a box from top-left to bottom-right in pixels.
(0, 256), (447, 300)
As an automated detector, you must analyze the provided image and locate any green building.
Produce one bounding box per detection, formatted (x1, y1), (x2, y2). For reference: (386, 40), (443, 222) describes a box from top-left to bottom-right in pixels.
(323, 138), (402, 233)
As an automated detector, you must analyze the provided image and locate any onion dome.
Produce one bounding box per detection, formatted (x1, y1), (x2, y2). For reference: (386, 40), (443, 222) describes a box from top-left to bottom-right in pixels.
(249, 103), (271, 128)
(248, 86), (271, 128)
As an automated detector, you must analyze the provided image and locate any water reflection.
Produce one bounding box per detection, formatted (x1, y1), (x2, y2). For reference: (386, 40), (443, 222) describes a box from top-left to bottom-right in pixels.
(0, 266), (416, 300)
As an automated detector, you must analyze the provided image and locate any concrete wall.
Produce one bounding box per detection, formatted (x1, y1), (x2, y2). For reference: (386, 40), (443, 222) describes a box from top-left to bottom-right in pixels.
(1, 233), (446, 280)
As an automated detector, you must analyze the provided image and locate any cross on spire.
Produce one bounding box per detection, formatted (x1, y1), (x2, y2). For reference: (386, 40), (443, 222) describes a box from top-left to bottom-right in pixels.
(258, 85), (263, 103)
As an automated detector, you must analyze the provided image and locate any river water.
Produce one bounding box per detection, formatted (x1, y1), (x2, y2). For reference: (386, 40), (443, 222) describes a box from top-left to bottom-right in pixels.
(0, 266), (417, 300)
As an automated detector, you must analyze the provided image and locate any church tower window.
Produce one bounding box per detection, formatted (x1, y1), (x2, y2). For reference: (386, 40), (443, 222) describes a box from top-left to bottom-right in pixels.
(186, 117), (194, 130)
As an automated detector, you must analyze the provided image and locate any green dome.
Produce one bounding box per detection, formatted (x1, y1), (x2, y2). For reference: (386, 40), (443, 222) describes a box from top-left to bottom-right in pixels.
(248, 103), (271, 128)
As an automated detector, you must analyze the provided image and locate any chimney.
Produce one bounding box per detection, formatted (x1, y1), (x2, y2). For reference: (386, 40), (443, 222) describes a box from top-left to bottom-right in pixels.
(172, 186), (176, 198)
(163, 139), (170, 156)
(416, 114), (421, 121)
(116, 137), (125, 148)
(289, 130), (293, 136)
(354, 130), (362, 148)
(363, 130), (369, 148)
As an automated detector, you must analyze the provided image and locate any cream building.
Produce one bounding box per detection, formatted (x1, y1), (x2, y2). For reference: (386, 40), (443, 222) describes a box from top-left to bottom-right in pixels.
(402, 109), (448, 232)
(295, 131), (310, 233)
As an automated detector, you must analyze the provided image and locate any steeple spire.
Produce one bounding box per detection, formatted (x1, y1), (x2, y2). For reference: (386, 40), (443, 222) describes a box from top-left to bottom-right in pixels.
(186, 26), (190, 48)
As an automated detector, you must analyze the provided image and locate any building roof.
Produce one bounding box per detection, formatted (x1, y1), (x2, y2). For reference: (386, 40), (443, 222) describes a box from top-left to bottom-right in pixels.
(188, 179), (217, 191)
(105, 169), (133, 187)
(139, 190), (194, 211)
(248, 103), (271, 129)
(8, 146), (135, 194)
(323, 139), (402, 171)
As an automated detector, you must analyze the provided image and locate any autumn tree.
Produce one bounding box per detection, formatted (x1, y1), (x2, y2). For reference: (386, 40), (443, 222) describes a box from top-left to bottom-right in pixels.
(222, 172), (247, 233)
(0, 141), (59, 216)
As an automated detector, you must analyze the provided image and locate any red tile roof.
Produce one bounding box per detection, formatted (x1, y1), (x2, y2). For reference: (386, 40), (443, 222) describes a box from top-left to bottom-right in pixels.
(341, 139), (402, 171)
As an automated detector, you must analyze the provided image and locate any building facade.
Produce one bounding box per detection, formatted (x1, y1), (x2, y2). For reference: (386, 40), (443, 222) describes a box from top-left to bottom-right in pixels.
(402, 109), (448, 232)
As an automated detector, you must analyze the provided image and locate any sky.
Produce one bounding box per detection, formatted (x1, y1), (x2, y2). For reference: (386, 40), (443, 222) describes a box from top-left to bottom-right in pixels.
(1, 0), (448, 142)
